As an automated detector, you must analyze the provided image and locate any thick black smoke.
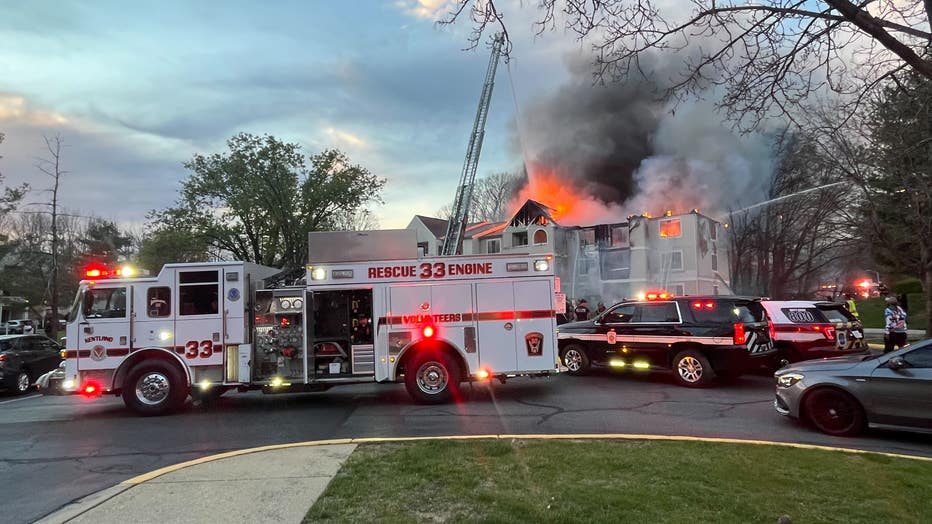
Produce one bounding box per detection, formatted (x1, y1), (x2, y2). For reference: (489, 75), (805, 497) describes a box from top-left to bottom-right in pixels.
(513, 57), (666, 205)
(511, 53), (774, 218)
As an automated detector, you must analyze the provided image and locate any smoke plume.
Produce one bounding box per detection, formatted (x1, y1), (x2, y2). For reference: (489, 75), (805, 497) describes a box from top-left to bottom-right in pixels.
(511, 53), (772, 224)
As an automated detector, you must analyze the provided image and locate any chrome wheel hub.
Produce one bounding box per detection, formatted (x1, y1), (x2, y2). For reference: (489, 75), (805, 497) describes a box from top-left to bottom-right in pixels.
(17, 372), (30, 392)
(136, 372), (170, 405)
(677, 356), (703, 383)
(416, 362), (448, 395)
(563, 349), (583, 372)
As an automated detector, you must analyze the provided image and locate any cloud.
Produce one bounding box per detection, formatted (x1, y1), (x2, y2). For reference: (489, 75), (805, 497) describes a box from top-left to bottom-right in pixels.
(324, 127), (367, 148)
(396, 0), (455, 20)
(0, 94), (69, 127)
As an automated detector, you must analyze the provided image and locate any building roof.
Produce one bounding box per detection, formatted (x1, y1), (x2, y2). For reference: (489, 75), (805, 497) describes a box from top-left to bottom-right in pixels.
(413, 215), (450, 238)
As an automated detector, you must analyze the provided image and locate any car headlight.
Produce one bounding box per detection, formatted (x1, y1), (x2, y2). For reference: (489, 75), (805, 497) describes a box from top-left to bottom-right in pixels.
(777, 373), (804, 388)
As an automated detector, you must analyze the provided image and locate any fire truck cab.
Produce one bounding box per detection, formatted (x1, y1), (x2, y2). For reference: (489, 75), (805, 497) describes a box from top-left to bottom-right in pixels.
(43, 230), (560, 415)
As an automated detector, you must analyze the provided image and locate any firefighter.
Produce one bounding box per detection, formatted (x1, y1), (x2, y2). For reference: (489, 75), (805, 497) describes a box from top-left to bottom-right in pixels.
(352, 316), (373, 344)
(883, 296), (908, 353)
(574, 299), (591, 321)
(596, 302), (607, 316)
(844, 293), (859, 319)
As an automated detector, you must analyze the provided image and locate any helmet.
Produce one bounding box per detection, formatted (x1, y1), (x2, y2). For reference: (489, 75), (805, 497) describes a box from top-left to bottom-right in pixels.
(885, 296), (898, 305)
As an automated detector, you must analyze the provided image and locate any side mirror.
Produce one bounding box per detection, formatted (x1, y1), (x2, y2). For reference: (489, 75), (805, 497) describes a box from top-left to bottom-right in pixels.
(887, 357), (908, 370)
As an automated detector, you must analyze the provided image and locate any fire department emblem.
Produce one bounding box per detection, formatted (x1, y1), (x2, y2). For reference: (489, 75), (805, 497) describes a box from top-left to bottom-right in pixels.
(91, 345), (106, 362)
(525, 332), (544, 357)
(607, 329), (617, 345)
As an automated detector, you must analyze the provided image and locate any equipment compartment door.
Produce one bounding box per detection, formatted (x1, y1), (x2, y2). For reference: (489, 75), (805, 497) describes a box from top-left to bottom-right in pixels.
(513, 279), (556, 372)
(475, 281), (518, 373)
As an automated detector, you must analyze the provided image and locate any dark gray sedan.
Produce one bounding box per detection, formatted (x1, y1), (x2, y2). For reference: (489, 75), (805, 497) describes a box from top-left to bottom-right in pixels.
(774, 338), (932, 436)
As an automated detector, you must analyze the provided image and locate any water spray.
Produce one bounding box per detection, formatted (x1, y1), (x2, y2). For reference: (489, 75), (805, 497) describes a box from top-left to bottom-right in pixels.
(719, 181), (847, 221)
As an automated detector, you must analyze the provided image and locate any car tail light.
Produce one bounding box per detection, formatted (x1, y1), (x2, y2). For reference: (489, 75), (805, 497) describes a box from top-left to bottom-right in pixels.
(0, 354), (6, 362)
(768, 319), (776, 340)
(823, 327), (836, 341)
(733, 323), (746, 345)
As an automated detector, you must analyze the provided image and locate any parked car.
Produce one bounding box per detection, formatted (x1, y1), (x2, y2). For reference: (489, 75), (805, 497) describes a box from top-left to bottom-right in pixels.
(558, 295), (777, 387)
(1, 319), (34, 335)
(0, 334), (63, 394)
(762, 301), (868, 363)
(774, 338), (932, 436)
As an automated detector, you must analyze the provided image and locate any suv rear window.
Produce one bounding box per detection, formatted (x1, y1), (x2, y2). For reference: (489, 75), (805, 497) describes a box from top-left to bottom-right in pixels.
(817, 305), (855, 323)
(689, 300), (766, 324)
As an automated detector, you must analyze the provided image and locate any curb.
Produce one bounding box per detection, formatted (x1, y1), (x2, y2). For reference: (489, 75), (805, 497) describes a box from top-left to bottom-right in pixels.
(42, 433), (932, 523)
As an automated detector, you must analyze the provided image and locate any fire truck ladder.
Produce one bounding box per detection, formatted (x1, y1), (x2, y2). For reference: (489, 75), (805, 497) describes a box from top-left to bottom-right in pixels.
(441, 33), (505, 256)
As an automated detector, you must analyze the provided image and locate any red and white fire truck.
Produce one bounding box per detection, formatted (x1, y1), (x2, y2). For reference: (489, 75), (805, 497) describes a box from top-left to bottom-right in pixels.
(38, 231), (560, 415)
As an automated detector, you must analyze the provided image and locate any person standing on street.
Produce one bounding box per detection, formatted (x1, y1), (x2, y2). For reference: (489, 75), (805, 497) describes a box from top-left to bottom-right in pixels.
(574, 299), (591, 321)
(883, 296), (908, 353)
(844, 293), (859, 319)
(596, 302), (607, 316)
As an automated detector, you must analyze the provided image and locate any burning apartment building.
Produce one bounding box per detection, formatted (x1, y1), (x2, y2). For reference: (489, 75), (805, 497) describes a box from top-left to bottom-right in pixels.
(407, 199), (731, 305)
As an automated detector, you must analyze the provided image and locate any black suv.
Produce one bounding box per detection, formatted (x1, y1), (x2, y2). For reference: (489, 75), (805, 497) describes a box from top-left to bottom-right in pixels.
(557, 296), (776, 387)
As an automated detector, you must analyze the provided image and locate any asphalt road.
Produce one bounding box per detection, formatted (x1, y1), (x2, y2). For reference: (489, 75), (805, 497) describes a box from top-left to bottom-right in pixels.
(2, 371), (931, 524)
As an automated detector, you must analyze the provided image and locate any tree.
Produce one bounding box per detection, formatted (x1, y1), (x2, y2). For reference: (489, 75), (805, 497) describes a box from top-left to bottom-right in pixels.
(436, 170), (521, 222)
(728, 132), (860, 298)
(34, 135), (66, 338)
(859, 68), (932, 335)
(445, 1), (932, 130)
(149, 133), (385, 269)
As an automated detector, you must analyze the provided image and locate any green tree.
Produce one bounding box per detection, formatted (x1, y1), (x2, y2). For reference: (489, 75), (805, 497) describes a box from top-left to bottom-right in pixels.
(137, 211), (211, 274)
(862, 68), (932, 335)
(0, 132), (29, 238)
(149, 133), (385, 269)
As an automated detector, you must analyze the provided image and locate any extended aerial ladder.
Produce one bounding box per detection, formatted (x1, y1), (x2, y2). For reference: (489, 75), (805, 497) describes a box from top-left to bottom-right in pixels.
(441, 33), (505, 256)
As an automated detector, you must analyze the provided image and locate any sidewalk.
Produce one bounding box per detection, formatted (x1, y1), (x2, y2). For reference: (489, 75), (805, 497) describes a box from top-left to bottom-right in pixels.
(39, 444), (356, 524)
(862, 328), (926, 337)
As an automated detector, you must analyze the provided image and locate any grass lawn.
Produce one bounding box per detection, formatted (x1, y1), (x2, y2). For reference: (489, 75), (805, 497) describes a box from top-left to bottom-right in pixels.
(306, 439), (932, 524)
(857, 293), (927, 330)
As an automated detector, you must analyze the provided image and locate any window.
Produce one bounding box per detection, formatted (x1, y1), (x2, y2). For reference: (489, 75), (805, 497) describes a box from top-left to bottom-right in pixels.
(904, 347), (932, 368)
(512, 231), (528, 247)
(83, 287), (128, 319)
(663, 251), (684, 271)
(818, 306), (855, 323)
(673, 284), (685, 296)
(710, 222), (717, 240)
(713, 285), (720, 296)
(179, 270), (219, 316)
(659, 219), (681, 238)
(579, 229), (595, 246)
(578, 256), (590, 276)
(637, 302), (680, 323)
(602, 304), (636, 324)
(417, 242), (428, 257)
(711, 245), (718, 271)
(611, 226), (628, 247)
(533, 229), (548, 245)
(147, 287), (171, 318)
(486, 238), (501, 254)
(600, 249), (631, 280)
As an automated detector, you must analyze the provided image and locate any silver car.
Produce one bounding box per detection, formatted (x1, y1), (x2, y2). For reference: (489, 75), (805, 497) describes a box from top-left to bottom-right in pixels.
(774, 338), (932, 436)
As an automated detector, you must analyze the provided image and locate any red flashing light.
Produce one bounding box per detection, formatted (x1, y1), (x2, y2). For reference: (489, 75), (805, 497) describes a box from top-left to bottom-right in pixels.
(422, 325), (435, 338)
(477, 369), (491, 380)
(857, 280), (871, 288)
(734, 323), (747, 345)
(645, 290), (671, 301)
(81, 380), (102, 397)
(692, 301), (716, 310)
(280, 317), (290, 327)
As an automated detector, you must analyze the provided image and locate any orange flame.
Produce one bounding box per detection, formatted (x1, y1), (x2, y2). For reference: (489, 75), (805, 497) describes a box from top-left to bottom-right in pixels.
(511, 163), (626, 225)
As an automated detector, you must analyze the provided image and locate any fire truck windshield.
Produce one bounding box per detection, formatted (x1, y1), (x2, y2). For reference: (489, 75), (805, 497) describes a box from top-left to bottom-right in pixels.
(66, 289), (82, 323)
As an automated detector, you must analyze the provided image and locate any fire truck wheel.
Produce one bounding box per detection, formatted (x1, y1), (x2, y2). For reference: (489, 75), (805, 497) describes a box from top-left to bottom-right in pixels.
(560, 345), (590, 375)
(122, 360), (188, 416)
(404, 352), (461, 404)
(672, 349), (713, 388)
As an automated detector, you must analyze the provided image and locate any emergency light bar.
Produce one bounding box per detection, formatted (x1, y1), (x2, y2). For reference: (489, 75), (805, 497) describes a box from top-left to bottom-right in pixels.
(84, 264), (136, 279)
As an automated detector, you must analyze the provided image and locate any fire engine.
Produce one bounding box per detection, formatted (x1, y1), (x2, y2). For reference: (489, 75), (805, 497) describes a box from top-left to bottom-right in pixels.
(38, 231), (560, 415)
